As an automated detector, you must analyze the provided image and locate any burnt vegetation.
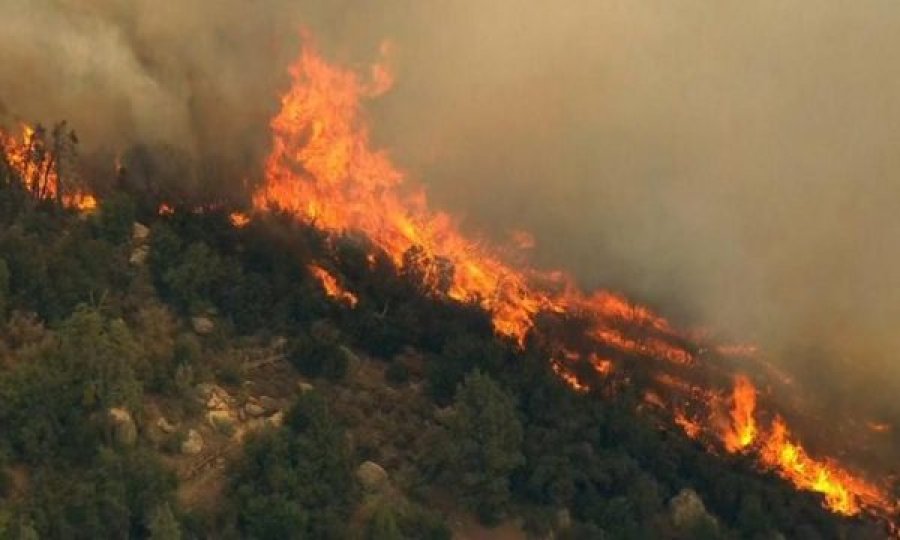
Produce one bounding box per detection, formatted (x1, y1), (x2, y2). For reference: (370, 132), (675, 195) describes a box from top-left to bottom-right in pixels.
(0, 149), (891, 539)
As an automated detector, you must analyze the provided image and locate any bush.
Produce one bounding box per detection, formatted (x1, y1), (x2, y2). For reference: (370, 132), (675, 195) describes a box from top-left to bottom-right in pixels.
(385, 362), (409, 387)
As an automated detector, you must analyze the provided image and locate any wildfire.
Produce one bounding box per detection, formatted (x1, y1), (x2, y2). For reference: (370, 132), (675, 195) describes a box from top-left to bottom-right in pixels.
(722, 375), (758, 452)
(252, 40), (895, 523)
(1, 123), (95, 212)
(308, 264), (358, 307)
(706, 375), (892, 516)
(230, 212), (251, 228)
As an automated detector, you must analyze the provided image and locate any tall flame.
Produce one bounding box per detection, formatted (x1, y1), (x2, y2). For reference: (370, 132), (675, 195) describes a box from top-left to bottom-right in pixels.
(252, 40), (895, 523)
(723, 375), (758, 452)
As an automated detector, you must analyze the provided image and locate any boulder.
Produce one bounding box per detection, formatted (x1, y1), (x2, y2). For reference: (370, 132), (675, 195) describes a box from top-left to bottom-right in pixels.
(207, 410), (237, 434)
(156, 416), (176, 434)
(244, 402), (266, 417)
(356, 461), (389, 491)
(132, 222), (150, 243)
(181, 429), (204, 455)
(108, 407), (137, 446)
(129, 246), (149, 266)
(258, 395), (281, 413)
(191, 317), (215, 335)
(266, 411), (284, 428)
(670, 488), (717, 530)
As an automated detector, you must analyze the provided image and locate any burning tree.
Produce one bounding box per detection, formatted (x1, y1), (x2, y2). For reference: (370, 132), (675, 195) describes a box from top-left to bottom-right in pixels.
(0, 121), (96, 212)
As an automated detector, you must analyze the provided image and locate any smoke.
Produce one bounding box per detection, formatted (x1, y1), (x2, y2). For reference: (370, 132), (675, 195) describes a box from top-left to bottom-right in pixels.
(345, 1), (900, 425)
(0, 0), (318, 181)
(3, 1), (900, 425)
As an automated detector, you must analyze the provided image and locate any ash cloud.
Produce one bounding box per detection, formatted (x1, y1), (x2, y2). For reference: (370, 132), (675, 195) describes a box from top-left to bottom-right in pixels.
(4, 1), (900, 427)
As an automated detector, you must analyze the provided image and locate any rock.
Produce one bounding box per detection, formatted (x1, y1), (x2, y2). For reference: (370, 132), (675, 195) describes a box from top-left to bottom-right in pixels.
(258, 395), (280, 413)
(356, 461), (389, 491)
(156, 416), (176, 434)
(434, 406), (455, 424)
(245, 402), (266, 417)
(266, 411), (284, 428)
(191, 317), (215, 335)
(245, 418), (267, 433)
(129, 246), (149, 266)
(195, 382), (216, 398)
(670, 488), (717, 530)
(297, 381), (314, 394)
(207, 410), (236, 434)
(181, 429), (203, 455)
(108, 407), (137, 446)
(132, 222), (150, 243)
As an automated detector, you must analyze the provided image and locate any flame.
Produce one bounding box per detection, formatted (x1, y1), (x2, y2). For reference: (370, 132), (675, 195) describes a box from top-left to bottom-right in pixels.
(706, 376), (892, 516)
(675, 409), (703, 438)
(308, 264), (358, 307)
(253, 40), (895, 523)
(230, 212), (251, 228)
(1, 123), (95, 211)
(722, 375), (758, 452)
(251, 40), (693, 364)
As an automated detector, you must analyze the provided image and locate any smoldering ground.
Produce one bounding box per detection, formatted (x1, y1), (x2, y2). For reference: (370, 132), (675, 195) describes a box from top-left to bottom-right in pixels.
(3, 1), (900, 433)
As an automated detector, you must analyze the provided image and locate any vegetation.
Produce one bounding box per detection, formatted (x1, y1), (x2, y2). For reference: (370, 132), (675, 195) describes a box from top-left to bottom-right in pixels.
(0, 153), (889, 539)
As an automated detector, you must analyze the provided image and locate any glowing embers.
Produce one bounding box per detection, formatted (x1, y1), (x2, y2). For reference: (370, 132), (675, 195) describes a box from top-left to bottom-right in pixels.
(308, 264), (358, 308)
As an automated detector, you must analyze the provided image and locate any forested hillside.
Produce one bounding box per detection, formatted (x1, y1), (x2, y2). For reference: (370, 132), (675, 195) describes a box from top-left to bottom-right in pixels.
(0, 151), (888, 539)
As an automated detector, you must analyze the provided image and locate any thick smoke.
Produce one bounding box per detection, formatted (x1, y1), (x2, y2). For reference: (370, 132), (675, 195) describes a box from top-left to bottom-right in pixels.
(0, 0), (317, 184)
(3, 2), (900, 429)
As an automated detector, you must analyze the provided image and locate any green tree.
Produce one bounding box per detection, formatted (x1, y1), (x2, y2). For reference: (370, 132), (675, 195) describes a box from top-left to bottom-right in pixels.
(442, 370), (524, 523)
(95, 192), (136, 244)
(0, 257), (9, 319)
(230, 392), (357, 539)
(366, 503), (402, 540)
(147, 502), (182, 540)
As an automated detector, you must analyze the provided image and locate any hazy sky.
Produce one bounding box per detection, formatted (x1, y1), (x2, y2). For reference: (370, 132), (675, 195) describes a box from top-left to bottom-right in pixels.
(2, 1), (900, 421)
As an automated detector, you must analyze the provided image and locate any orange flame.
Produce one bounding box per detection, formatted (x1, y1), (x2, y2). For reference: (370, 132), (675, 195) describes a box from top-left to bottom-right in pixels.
(1, 123), (95, 212)
(251, 41), (693, 366)
(722, 375), (758, 452)
(253, 41), (895, 523)
(308, 264), (358, 308)
(230, 212), (251, 228)
(709, 376), (892, 516)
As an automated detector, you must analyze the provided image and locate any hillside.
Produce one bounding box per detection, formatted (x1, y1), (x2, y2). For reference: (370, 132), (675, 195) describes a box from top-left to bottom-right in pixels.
(0, 164), (891, 539)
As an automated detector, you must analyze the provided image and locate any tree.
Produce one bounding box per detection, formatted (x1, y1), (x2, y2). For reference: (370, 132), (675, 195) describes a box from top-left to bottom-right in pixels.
(230, 392), (357, 539)
(147, 502), (182, 540)
(441, 370), (524, 523)
(95, 192), (136, 244)
(0, 257), (9, 319)
(366, 503), (402, 540)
